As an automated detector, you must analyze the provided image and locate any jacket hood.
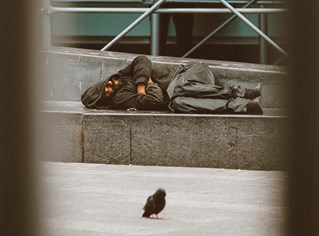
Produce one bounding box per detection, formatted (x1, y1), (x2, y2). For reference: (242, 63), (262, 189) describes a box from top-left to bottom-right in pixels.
(81, 79), (111, 109)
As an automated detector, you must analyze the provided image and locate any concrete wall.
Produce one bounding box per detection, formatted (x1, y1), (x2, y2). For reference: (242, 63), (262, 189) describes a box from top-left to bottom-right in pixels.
(40, 47), (288, 108)
(39, 101), (288, 170)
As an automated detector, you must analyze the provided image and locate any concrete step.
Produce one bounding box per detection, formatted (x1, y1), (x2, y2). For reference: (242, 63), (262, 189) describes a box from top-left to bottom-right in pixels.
(40, 47), (287, 108)
(38, 47), (288, 170)
(39, 101), (288, 170)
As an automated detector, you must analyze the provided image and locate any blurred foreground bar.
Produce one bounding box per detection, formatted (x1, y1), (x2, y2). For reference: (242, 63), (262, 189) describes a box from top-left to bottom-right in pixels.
(0, 1), (41, 236)
(287, 0), (319, 235)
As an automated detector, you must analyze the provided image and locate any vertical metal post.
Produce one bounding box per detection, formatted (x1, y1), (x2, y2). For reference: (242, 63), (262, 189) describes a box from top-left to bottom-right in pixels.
(258, 4), (268, 64)
(151, 13), (160, 56)
(41, 0), (51, 49)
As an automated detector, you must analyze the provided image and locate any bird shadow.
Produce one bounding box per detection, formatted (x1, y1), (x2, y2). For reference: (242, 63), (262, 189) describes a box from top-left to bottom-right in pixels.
(143, 216), (165, 220)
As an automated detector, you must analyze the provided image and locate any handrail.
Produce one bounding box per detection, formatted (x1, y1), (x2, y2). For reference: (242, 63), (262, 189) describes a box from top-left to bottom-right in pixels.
(157, 0), (286, 3)
(51, 0), (286, 4)
(49, 7), (287, 14)
(44, 0), (289, 63)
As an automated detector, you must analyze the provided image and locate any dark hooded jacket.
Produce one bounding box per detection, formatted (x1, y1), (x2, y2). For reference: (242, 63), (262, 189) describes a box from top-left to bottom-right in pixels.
(81, 56), (176, 110)
(81, 55), (250, 114)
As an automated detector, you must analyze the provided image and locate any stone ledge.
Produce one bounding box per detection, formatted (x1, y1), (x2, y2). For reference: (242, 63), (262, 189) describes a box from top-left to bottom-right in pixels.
(39, 101), (288, 170)
(40, 47), (288, 108)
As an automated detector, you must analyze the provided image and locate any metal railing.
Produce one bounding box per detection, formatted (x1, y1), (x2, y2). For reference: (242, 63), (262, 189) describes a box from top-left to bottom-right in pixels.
(42, 0), (288, 64)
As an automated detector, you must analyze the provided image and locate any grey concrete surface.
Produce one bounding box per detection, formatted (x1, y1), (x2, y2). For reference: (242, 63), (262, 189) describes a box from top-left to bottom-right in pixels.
(38, 111), (83, 162)
(38, 47), (288, 170)
(41, 162), (287, 236)
(40, 47), (287, 108)
(39, 101), (288, 170)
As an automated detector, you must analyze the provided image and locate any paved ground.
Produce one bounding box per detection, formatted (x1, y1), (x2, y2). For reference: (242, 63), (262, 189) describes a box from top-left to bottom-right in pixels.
(41, 162), (287, 236)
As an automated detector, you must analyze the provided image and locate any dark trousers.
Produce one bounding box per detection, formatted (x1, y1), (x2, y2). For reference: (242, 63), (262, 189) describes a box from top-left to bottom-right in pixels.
(159, 3), (194, 56)
(169, 97), (251, 114)
(167, 63), (251, 113)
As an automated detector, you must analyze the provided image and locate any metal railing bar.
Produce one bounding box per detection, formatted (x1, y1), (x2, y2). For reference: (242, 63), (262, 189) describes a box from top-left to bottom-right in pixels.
(219, 0), (288, 58)
(52, 0), (148, 2)
(258, 4), (268, 63)
(49, 7), (287, 14)
(157, 8), (286, 13)
(274, 56), (285, 65)
(183, 0), (257, 58)
(47, 0), (288, 59)
(151, 13), (160, 55)
(52, 0), (287, 4)
(100, 0), (166, 51)
(163, 0), (286, 3)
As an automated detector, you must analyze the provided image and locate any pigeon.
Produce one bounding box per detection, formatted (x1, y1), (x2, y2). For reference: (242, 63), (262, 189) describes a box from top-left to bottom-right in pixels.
(142, 188), (166, 218)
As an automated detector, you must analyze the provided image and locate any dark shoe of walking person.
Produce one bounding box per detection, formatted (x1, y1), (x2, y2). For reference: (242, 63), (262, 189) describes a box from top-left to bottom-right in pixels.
(245, 83), (262, 99)
(247, 96), (263, 114)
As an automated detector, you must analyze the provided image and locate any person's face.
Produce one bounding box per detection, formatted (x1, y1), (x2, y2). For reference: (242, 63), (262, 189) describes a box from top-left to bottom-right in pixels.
(104, 78), (121, 98)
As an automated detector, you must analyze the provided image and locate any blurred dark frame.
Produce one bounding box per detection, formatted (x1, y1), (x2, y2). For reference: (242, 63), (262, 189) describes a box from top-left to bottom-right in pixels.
(0, 1), (318, 235)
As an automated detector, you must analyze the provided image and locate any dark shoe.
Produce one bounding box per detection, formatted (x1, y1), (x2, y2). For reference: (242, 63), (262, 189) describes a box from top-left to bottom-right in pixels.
(245, 83), (262, 99)
(247, 96), (263, 115)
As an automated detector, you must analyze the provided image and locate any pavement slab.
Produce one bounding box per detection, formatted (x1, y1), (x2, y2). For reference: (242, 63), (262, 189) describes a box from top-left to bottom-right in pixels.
(41, 162), (287, 236)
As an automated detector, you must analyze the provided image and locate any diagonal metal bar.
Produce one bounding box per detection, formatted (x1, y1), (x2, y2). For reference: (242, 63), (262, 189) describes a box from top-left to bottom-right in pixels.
(219, 0), (288, 58)
(100, 0), (166, 51)
(274, 56), (285, 65)
(183, 0), (257, 58)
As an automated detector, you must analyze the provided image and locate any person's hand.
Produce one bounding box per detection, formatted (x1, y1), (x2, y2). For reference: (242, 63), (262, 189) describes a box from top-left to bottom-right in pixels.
(137, 84), (146, 95)
(148, 77), (153, 84)
(104, 80), (114, 97)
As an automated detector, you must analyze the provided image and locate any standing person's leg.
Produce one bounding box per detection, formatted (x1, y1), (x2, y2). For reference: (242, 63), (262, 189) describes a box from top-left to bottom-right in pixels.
(172, 13), (194, 56)
(159, 2), (194, 56)
(159, 14), (171, 55)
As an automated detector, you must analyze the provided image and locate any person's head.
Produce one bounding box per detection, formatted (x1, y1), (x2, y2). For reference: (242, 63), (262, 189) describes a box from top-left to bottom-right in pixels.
(104, 77), (122, 99)
(81, 75), (123, 109)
